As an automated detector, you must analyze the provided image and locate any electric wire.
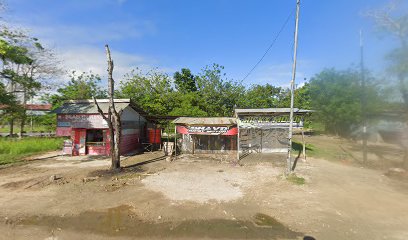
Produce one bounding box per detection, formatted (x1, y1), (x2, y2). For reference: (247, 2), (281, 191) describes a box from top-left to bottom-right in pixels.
(240, 8), (295, 84)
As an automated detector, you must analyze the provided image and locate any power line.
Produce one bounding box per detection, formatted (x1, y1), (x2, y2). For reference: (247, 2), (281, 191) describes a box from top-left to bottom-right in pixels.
(240, 8), (295, 84)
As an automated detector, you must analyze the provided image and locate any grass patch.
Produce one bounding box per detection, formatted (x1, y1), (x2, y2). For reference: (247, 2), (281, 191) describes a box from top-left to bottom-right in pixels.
(253, 213), (282, 227)
(0, 137), (65, 165)
(292, 141), (314, 152)
(0, 125), (53, 133)
(292, 140), (344, 161)
(308, 122), (326, 135)
(286, 174), (305, 185)
(302, 142), (345, 161)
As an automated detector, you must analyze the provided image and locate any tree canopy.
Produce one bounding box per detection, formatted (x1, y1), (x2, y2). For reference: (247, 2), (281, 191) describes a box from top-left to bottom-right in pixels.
(309, 68), (383, 137)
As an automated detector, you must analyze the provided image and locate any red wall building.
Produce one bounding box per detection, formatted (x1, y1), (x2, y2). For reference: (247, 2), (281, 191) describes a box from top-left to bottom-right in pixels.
(54, 99), (152, 156)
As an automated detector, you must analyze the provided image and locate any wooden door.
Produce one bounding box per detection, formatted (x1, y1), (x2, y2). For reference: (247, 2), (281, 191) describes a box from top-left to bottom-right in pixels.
(72, 129), (86, 156)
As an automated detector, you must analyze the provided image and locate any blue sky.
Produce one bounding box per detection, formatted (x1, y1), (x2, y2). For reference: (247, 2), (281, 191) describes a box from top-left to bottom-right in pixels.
(5, 0), (406, 88)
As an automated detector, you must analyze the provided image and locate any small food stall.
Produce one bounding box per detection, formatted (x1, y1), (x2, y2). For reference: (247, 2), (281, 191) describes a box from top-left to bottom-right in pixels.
(53, 99), (152, 156)
(173, 117), (238, 156)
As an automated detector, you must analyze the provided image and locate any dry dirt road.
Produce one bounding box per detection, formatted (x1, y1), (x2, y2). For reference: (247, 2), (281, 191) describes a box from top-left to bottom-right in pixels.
(0, 136), (407, 240)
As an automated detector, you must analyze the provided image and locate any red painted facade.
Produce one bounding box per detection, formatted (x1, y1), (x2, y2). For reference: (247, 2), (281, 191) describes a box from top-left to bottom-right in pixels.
(56, 110), (150, 156)
(120, 133), (141, 155)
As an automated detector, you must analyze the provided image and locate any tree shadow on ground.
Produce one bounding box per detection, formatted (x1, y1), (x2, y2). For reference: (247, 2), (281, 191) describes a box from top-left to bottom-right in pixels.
(291, 142), (311, 171)
(123, 155), (167, 169)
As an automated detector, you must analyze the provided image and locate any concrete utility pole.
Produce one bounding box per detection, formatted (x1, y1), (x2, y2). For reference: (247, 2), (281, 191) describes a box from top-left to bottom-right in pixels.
(360, 30), (368, 163)
(287, 0), (301, 174)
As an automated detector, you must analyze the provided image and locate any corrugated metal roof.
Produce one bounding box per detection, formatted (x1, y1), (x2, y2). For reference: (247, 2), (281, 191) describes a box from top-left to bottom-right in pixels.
(235, 108), (313, 115)
(173, 117), (237, 125)
(52, 99), (130, 114)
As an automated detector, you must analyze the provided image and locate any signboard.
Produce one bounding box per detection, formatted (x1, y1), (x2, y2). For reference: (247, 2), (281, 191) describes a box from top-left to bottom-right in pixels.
(57, 114), (108, 129)
(188, 126), (229, 134)
(56, 127), (72, 136)
(177, 126), (238, 135)
(238, 115), (304, 129)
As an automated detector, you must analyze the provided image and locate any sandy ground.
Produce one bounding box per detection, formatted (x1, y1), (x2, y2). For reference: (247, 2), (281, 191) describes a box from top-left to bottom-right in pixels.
(0, 135), (407, 240)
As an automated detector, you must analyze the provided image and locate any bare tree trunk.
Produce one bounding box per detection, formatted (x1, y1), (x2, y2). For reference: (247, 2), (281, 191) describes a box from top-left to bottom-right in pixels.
(19, 90), (27, 138)
(9, 119), (14, 137)
(112, 115), (121, 169)
(94, 44), (122, 171)
(302, 129), (306, 162)
(19, 113), (25, 138)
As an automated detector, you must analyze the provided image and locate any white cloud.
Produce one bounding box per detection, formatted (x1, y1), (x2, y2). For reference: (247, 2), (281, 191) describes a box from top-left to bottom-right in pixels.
(13, 17), (164, 87)
(247, 60), (314, 88)
(27, 21), (156, 48)
(56, 46), (154, 83)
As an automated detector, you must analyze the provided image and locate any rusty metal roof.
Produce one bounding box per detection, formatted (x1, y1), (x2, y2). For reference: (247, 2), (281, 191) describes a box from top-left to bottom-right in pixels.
(173, 117), (237, 125)
(52, 99), (131, 114)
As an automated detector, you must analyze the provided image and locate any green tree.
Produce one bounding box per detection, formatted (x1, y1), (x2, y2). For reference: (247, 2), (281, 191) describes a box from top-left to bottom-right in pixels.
(173, 68), (197, 93)
(168, 91), (207, 117)
(0, 29), (46, 136)
(309, 68), (382, 137)
(169, 68), (206, 116)
(367, 1), (408, 109)
(118, 68), (175, 116)
(239, 84), (284, 108)
(47, 71), (106, 108)
(196, 64), (245, 117)
(366, 1), (408, 168)
(0, 81), (11, 104)
(278, 83), (312, 110)
(0, 81), (21, 122)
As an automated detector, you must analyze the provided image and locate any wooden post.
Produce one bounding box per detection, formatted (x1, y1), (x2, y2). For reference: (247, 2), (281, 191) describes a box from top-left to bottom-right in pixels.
(302, 128), (306, 162)
(174, 125), (177, 159)
(159, 128), (163, 150)
(260, 128), (263, 153)
(237, 118), (240, 161)
(287, 0), (301, 175)
(166, 122), (169, 156)
(192, 135), (195, 155)
(153, 125), (157, 151)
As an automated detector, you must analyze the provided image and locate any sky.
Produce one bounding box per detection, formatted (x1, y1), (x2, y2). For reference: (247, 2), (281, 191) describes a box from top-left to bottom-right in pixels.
(4, 0), (406, 88)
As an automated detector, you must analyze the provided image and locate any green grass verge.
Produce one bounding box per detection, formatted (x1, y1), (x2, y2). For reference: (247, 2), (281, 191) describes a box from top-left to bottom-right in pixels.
(286, 174), (305, 185)
(292, 140), (343, 160)
(0, 125), (54, 133)
(0, 137), (65, 165)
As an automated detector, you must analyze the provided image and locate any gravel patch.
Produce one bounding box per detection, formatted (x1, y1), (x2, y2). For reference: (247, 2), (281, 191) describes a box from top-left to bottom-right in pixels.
(142, 162), (281, 203)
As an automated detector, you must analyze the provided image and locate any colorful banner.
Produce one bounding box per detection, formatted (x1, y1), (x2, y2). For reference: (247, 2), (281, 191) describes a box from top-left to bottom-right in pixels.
(238, 115), (304, 128)
(176, 126), (238, 135)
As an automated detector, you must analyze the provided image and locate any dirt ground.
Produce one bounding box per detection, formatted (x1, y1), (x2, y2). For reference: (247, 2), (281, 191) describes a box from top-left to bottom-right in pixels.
(0, 135), (407, 240)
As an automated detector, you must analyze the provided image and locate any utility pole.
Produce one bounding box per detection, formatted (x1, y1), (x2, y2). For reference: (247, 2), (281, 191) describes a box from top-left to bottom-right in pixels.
(360, 30), (368, 163)
(287, 0), (301, 174)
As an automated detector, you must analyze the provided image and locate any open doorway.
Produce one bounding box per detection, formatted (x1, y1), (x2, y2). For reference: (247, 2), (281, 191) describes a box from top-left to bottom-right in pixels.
(86, 129), (106, 155)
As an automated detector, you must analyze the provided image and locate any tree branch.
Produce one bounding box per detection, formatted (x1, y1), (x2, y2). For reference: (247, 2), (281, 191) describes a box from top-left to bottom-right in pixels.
(105, 45), (119, 117)
(93, 96), (110, 123)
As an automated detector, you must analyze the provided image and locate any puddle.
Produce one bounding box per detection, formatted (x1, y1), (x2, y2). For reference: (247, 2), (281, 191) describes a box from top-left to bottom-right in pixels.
(18, 205), (303, 239)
